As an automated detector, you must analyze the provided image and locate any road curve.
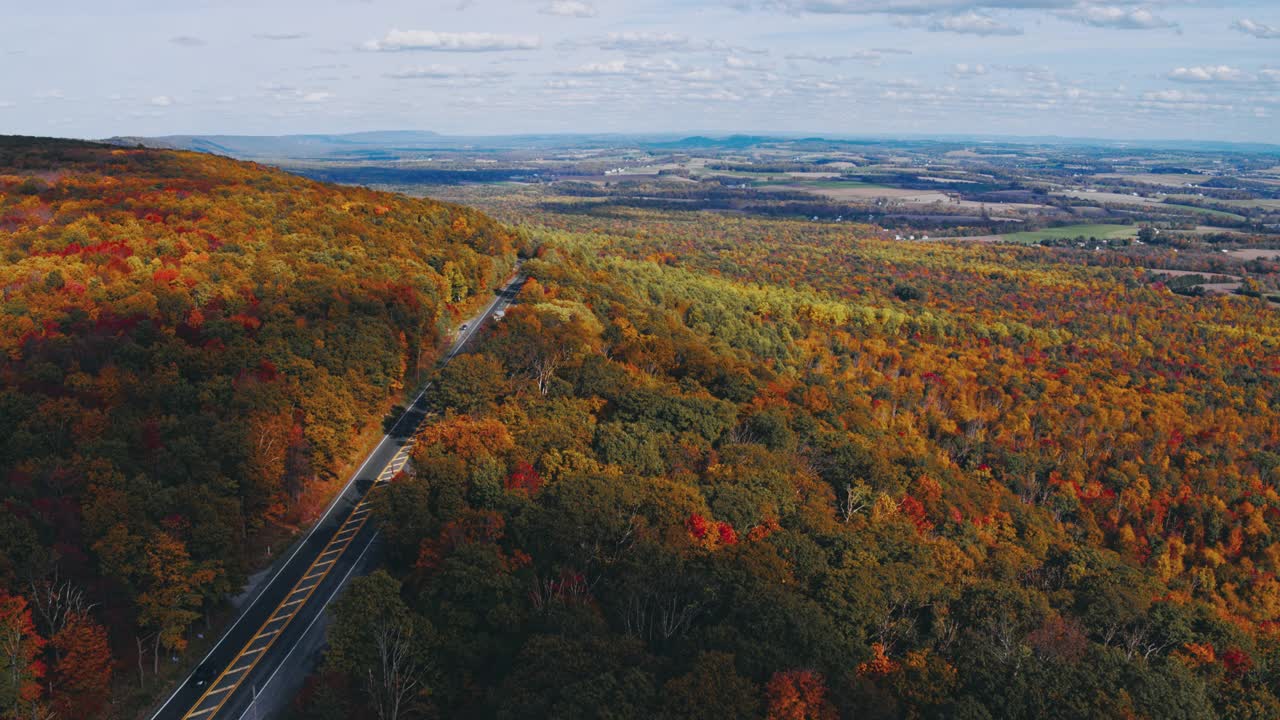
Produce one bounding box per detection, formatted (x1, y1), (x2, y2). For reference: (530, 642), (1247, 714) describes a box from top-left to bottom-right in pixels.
(149, 266), (526, 720)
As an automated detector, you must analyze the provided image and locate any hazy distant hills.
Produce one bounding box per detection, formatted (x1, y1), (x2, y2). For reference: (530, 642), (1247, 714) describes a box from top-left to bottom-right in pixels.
(104, 130), (1280, 163)
(103, 130), (688, 160)
(104, 130), (452, 160)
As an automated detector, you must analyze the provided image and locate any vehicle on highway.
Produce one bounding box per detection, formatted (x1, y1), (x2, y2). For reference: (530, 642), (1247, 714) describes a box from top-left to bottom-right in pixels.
(192, 662), (216, 687)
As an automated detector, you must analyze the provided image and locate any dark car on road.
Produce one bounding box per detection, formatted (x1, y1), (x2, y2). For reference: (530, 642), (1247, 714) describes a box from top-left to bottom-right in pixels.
(193, 662), (217, 687)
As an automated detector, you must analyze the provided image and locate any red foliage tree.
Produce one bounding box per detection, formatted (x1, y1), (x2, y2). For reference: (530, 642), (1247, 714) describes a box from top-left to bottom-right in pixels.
(765, 670), (838, 720)
(717, 522), (739, 546)
(899, 495), (934, 534)
(50, 612), (113, 717)
(1221, 647), (1253, 679)
(506, 461), (543, 493)
(0, 592), (45, 715)
(685, 513), (709, 540)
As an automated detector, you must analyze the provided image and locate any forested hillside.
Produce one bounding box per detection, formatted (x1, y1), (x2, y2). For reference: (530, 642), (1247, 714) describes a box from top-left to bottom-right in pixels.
(301, 205), (1280, 719)
(0, 137), (519, 717)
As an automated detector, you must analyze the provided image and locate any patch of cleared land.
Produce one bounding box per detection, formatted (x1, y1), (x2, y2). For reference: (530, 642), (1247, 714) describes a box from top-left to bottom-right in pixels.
(1146, 268), (1245, 296)
(1055, 190), (1168, 206)
(1059, 191), (1247, 221)
(951, 200), (1053, 214)
(1207, 198), (1280, 211)
(1158, 202), (1247, 221)
(999, 224), (1137, 244)
(1098, 173), (1211, 186)
(1147, 269), (1242, 281)
(766, 183), (952, 203)
(1228, 249), (1280, 260)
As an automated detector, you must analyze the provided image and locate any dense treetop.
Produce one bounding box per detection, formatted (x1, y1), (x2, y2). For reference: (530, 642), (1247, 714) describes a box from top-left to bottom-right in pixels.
(305, 202), (1280, 719)
(0, 137), (518, 718)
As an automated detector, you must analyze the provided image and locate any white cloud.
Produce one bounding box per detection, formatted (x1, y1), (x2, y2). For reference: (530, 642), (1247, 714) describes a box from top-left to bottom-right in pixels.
(541, 0), (597, 17)
(255, 32), (309, 41)
(1056, 5), (1176, 30)
(926, 12), (1023, 36)
(755, 0), (1070, 14)
(785, 50), (890, 63)
(1232, 19), (1280, 39)
(950, 62), (989, 77)
(571, 60), (632, 75)
(363, 29), (541, 52)
(1142, 89), (1207, 103)
(566, 58), (682, 75)
(385, 64), (512, 80)
(726, 55), (771, 71)
(587, 31), (727, 53)
(679, 89), (742, 101)
(387, 64), (470, 79)
(1168, 65), (1249, 84)
(257, 83), (338, 104)
(150, 95), (174, 106)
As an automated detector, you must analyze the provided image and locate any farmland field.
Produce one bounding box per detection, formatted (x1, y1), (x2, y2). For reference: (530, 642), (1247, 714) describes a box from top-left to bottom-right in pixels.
(766, 182), (952, 203)
(1097, 172), (1211, 186)
(1159, 201), (1249, 220)
(999, 223), (1137, 244)
(1229, 248), (1280, 260)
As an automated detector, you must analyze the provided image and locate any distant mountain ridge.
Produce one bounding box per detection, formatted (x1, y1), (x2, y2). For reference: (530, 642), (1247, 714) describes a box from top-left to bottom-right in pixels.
(104, 130), (1280, 162)
(105, 130), (448, 159)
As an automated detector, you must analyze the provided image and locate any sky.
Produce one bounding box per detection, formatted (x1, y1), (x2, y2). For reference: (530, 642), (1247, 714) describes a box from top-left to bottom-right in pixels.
(2, 0), (1279, 143)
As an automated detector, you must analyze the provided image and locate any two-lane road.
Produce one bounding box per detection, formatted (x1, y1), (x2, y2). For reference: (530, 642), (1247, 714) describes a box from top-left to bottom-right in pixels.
(151, 267), (526, 720)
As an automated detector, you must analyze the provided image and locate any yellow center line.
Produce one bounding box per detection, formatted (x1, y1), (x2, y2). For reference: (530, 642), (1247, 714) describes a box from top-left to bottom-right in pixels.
(203, 685), (236, 697)
(180, 489), (380, 718)
(171, 273), (525, 720)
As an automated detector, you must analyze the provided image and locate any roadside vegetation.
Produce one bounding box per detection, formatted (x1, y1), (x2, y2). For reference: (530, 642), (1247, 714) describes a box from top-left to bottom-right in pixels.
(0, 137), (520, 718)
(299, 200), (1280, 718)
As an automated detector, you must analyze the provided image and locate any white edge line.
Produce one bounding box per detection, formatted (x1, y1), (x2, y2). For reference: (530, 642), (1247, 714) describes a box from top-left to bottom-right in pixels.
(150, 394), (429, 718)
(234, 531), (379, 720)
(157, 269), (522, 719)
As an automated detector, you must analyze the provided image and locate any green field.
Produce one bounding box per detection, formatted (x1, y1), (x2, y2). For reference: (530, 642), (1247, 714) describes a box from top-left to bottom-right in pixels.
(1160, 202), (1247, 221)
(999, 224), (1138, 244)
(794, 179), (890, 189)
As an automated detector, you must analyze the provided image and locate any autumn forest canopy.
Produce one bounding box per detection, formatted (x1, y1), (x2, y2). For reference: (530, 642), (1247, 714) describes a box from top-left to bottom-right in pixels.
(0, 137), (518, 718)
(3, 136), (1280, 719)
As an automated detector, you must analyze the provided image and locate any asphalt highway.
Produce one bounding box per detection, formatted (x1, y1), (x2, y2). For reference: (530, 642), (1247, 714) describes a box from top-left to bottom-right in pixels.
(149, 267), (526, 720)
